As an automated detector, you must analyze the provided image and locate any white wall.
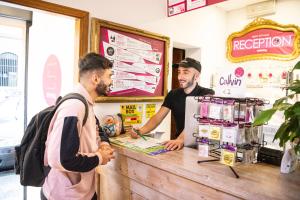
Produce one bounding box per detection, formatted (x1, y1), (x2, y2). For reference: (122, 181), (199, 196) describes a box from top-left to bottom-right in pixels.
(27, 11), (76, 118)
(226, 0), (300, 65)
(45, 0), (227, 140)
(45, 0), (300, 140)
(224, 0), (300, 100)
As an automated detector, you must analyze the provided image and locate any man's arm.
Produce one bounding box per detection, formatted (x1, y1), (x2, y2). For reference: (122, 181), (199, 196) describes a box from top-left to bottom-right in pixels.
(129, 106), (170, 138)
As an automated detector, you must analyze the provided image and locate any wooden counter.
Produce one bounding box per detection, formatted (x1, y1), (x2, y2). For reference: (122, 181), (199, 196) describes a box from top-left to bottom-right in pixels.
(96, 145), (300, 200)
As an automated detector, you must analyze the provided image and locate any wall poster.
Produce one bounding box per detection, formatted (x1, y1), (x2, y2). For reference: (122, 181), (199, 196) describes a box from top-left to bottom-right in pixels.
(91, 18), (170, 102)
(227, 18), (300, 63)
(120, 104), (143, 125)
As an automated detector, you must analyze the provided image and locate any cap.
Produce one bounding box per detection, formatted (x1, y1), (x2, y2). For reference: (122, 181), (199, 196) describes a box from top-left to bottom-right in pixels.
(173, 57), (201, 72)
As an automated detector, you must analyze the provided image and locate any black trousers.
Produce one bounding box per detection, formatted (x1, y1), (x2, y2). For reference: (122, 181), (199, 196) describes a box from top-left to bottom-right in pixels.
(40, 188), (97, 200)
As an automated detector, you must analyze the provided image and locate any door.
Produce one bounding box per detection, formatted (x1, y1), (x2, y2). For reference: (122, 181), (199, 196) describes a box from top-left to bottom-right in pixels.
(171, 48), (185, 139)
(0, 13), (29, 200)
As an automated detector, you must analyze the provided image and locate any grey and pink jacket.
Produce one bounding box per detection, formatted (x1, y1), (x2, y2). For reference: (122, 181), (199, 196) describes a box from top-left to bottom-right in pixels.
(43, 84), (103, 200)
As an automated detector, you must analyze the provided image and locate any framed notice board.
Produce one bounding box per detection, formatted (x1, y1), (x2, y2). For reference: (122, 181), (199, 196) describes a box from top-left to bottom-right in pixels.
(91, 18), (170, 102)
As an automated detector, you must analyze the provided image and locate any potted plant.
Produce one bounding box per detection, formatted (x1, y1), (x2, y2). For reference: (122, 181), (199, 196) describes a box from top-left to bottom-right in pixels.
(253, 61), (300, 172)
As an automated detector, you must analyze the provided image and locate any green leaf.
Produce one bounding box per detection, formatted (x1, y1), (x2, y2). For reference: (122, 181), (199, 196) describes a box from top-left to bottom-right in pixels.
(274, 103), (292, 111)
(284, 107), (295, 119)
(292, 60), (300, 71)
(292, 102), (300, 112)
(273, 121), (289, 141)
(253, 109), (277, 126)
(287, 81), (300, 93)
(273, 94), (295, 107)
(289, 131), (297, 142)
(273, 96), (287, 106)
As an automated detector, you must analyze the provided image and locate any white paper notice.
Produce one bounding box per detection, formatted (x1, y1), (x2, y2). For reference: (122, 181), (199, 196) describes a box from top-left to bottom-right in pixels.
(169, 3), (185, 16)
(132, 63), (162, 76)
(103, 42), (144, 63)
(127, 49), (162, 64)
(136, 75), (157, 85)
(108, 30), (152, 50)
(186, 0), (206, 11)
(134, 85), (156, 93)
(111, 80), (147, 93)
(112, 71), (136, 80)
(168, 0), (185, 6)
(113, 61), (145, 74)
(112, 71), (157, 85)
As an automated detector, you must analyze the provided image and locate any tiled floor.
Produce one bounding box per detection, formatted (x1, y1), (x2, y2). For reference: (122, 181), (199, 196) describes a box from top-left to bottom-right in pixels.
(0, 170), (23, 200)
(0, 170), (40, 200)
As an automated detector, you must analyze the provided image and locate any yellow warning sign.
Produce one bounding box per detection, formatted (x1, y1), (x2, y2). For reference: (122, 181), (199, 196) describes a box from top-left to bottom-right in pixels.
(145, 104), (156, 119)
(120, 104), (143, 125)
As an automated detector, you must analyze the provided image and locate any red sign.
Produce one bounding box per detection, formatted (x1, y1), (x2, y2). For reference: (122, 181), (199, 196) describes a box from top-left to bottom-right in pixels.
(232, 29), (295, 57)
(167, 0), (226, 17)
(227, 18), (300, 62)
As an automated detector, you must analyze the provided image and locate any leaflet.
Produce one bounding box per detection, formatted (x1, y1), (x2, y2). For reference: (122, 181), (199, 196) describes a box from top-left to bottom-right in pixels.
(113, 61), (145, 74)
(112, 71), (136, 80)
(127, 49), (162, 64)
(135, 75), (158, 85)
(112, 71), (158, 86)
(103, 42), (144, 63)
(112, 79), (146, 88)
(132, 63), (162, 76)
(134, 85), (156, 93)
(108, 30), (152, 50)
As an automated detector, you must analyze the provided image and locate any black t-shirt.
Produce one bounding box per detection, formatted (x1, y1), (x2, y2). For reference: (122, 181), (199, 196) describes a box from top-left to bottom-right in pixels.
(162, 84), (214, 138)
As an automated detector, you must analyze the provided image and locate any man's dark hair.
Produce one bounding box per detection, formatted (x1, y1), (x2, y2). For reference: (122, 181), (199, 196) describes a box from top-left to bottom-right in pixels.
(79, 52), (112, 76)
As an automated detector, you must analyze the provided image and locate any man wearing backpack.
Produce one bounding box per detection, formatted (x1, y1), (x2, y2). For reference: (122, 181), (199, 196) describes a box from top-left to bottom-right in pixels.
(41, 53), (115, 200)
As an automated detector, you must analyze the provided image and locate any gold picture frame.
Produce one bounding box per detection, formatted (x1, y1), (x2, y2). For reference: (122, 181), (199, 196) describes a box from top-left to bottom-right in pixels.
(227, 18), (300, 63)
(91, 18), (170, 102)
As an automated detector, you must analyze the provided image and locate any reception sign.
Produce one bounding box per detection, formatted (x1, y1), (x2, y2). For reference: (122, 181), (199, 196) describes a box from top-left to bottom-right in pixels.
(227, 18), (300, 62)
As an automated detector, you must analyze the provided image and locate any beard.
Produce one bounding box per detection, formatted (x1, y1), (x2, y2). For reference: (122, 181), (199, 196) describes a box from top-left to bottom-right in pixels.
(179, 75), (195, 89)
(96, 80), (111, 96)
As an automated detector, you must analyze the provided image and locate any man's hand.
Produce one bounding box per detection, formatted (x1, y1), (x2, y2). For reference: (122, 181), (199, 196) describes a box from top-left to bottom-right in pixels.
(99, 143), (113, 151)
(162, 139), (184, 151)
(129, 127), (140, 139)
(98, 147), (115, 165)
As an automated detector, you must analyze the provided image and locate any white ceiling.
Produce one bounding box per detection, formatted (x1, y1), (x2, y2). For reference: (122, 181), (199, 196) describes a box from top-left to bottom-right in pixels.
(216, 0), (269, 11)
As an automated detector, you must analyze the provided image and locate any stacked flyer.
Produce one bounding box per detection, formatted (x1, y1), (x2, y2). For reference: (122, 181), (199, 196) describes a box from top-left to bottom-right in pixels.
(109, 135), (168, 156)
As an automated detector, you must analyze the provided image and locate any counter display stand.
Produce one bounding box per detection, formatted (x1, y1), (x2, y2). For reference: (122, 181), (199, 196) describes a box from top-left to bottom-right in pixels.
(192, 96), (268, 178)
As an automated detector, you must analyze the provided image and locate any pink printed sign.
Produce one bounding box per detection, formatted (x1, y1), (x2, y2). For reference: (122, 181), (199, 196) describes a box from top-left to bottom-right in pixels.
(231, 29), (295, 57)
(43, 55), (61, 106)
(227, 18), (300, 62)
(167, 0), (225, 17)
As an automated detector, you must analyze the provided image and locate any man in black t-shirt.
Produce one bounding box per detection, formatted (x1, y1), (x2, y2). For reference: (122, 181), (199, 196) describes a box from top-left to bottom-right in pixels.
(130, 57), (214, 150)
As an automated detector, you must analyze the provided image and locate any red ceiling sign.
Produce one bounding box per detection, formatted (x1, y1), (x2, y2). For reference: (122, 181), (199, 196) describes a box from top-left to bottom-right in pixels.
(168, 0), (206, 17)
(227, 18), (300, 62)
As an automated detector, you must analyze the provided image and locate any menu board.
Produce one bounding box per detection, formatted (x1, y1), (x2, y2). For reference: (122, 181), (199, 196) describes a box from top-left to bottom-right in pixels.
(91, 18), (170, 102)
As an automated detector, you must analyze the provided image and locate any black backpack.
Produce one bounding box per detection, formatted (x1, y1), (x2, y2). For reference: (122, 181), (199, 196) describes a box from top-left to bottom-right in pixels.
(14, 93), (89, 187)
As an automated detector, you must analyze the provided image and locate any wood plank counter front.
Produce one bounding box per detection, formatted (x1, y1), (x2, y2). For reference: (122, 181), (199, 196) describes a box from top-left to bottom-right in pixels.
(96, 145), (300, 200)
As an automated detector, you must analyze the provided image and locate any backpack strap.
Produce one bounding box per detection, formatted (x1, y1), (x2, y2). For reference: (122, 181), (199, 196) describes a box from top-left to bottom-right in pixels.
(55, 93), (89, 126)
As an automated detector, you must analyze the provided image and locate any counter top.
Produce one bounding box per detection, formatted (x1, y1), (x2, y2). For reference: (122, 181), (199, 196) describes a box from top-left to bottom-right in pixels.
(103, 145), (300, 200)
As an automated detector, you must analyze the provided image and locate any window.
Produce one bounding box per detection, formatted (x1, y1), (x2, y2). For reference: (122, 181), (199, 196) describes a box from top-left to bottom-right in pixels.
(0, 52), (18, 87)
